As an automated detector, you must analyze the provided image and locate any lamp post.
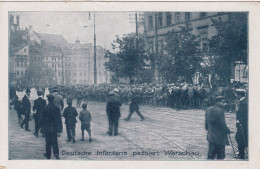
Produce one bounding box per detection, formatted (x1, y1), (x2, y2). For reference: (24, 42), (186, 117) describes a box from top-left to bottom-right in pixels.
(88, 12), (97, 84)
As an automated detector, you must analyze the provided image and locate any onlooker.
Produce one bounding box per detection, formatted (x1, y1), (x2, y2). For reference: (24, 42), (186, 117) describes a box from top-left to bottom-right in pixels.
(63, 97), (78, 143)
(20, 89), (31, 132)
(40, 94), (62, 160)
(205, 96), (231, 160)
(79, 103), (92, 142)
(32, 90), (47, 137)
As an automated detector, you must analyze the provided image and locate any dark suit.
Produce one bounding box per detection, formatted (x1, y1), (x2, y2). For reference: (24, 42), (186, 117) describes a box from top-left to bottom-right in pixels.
(33, 97), (46, 136)
(20, 95), (31, 130)
(40, 102), (62, 158)
(235, 97), (248, 159)
(205, 104), (231, 159)
(63, 106), (78, 141)
(106, 96), (122, 136)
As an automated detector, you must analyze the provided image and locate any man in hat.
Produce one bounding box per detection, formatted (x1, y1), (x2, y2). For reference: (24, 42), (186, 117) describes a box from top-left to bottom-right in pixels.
(205, 96), (232, 160)
(40, 94), (62, 160)
(125, 90), (145, 121)
(20, 89), (32, 131)
(235, 94), (248, 159)
(106, 90), (122, 136)
(32, 90), (47, 137)
(63, 97), (78, 143)
(53, 87), (64, 136)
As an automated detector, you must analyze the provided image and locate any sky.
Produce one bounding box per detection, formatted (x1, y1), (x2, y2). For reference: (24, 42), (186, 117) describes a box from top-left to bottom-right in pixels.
(13, 11), (136, 51)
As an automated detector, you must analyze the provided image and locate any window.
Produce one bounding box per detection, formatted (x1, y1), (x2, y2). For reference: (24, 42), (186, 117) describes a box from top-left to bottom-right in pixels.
(166, 12), (172, 26)
(52, 64), (54, 68)
(21, 71), (23, 76)
(25, 62), (27, 67)
(200, 12), (206, 18)
(148, 15), (153, 30)
(21, 62), (23, 67)
(158, 12), (163, 27)
(175, 12), (180, 23)
(17, 62), (19, 67)
(16, 71), (19, 76)
(185, 12), (191, 22)
(197, 26), (209, 52)
(25, 71), (27, 75)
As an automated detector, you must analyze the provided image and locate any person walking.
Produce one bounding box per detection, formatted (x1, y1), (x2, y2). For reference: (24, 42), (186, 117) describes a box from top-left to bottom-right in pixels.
(125, 90), (145, 121)
(106, 90), (122, 136)
(63, 98), (78, 143)
(32, 90), (46, 137)
(20, 89), (32, 131)
(40, 94), (62, 160)
(79, 103), (92, 142)
(205, 96), (232, 160)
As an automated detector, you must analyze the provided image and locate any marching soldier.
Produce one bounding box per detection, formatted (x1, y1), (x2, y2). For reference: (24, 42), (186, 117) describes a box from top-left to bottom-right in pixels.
(32, 90), (47, 137)
(20, 89), (32, 132)
(125, 90), (145, 121)
(205, 96), (232, 160)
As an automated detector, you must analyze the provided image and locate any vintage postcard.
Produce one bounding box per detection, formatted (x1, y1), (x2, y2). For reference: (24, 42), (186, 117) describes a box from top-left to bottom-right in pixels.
(0, 1), (260, 169)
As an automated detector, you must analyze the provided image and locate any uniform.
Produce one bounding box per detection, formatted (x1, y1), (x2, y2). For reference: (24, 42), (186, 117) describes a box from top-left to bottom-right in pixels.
(125, 92), (145, 121)
(205, 103), (231, 159)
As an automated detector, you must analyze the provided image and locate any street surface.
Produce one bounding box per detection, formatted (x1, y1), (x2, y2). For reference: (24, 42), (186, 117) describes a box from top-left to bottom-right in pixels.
(9, 99), (238, 160)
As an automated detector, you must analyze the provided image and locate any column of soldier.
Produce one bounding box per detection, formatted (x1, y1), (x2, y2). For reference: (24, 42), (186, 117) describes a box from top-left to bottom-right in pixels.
(11, 82), (248, 160)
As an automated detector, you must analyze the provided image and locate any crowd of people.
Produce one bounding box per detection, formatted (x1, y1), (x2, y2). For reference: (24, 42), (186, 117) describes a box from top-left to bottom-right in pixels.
(9, 82), (248, 160)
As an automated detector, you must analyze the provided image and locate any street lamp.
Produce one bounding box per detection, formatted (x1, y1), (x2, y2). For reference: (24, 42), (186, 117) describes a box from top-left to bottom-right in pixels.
(88, 12), (97, 84)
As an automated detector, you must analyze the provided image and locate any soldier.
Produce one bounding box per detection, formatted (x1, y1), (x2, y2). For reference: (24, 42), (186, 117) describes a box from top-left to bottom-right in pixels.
(63, 98), (78, 143)
(32, 90), (47, 137)
(125, 90), (145, 121)
(235, 95), (248, 159)
(20, 89), (32, 132)
(106, 90), (122, 136)
(40, 94), (62, 160)
(205, 96), (232, 160)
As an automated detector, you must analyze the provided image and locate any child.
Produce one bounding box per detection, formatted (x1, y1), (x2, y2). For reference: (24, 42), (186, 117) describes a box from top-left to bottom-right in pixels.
(79, 103), (92, 142)
(63, 98), (78, 143)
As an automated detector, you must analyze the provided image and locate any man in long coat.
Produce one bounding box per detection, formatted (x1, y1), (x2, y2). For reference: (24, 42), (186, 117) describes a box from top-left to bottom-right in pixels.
(20, 89), (31, 131)
(53, 88), (64, 135)
(235, 95), (248, 159)
(40, 94), (62, 160)
(205, 96), (231, 160)
(33, 90), (46, 137)
(106, 90), (122, 136)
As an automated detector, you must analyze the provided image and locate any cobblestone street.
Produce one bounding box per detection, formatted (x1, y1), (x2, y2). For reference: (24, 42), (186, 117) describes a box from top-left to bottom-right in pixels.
(9, 100), (238, 160)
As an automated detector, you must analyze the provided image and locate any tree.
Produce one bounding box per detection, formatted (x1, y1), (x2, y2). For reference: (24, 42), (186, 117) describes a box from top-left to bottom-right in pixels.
(209, 12), (248, 84)
(164, 22), (201, 83)
(104, 34), (147, 83)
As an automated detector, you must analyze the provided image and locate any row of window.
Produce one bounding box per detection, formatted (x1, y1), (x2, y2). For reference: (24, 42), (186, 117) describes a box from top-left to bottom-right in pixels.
(16, 70), (27, 76)
(148, 12), (207, 30)
(16, 61), (27, 67)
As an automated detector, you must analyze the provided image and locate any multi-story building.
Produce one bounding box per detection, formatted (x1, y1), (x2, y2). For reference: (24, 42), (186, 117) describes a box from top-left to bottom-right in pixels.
(139, 12), (248, 83)
(63, 39), (110, 85)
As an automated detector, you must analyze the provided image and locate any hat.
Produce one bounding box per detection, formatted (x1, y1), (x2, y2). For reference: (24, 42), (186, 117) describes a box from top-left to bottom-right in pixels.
(25, 89), (31, 93)
(108, 91), (115, 96)
(53, 87), (60, 92)
(113, 88), (119, 93)
(46, 94), (55, 102)
(37, 90), (43, 96)
(67, 97), (73, 104)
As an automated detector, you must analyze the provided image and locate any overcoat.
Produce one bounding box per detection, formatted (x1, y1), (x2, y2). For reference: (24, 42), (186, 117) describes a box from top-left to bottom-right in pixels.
(106, 95), (122, 119)
(33, 97), (47, 122)
(63, 106), (78, 125)
(22, 95), (31, 115)
(205, 104), (231, 145)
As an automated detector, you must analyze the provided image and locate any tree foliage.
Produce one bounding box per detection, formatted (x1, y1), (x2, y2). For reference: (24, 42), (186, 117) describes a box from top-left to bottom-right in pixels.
(164, 22), (201, 83)
(104, 34), (147, 82)
(209, 13), (248, 84)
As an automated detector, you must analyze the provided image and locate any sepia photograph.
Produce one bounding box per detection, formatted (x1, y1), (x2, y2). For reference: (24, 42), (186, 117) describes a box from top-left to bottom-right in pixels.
(7, 10), (250, 161)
